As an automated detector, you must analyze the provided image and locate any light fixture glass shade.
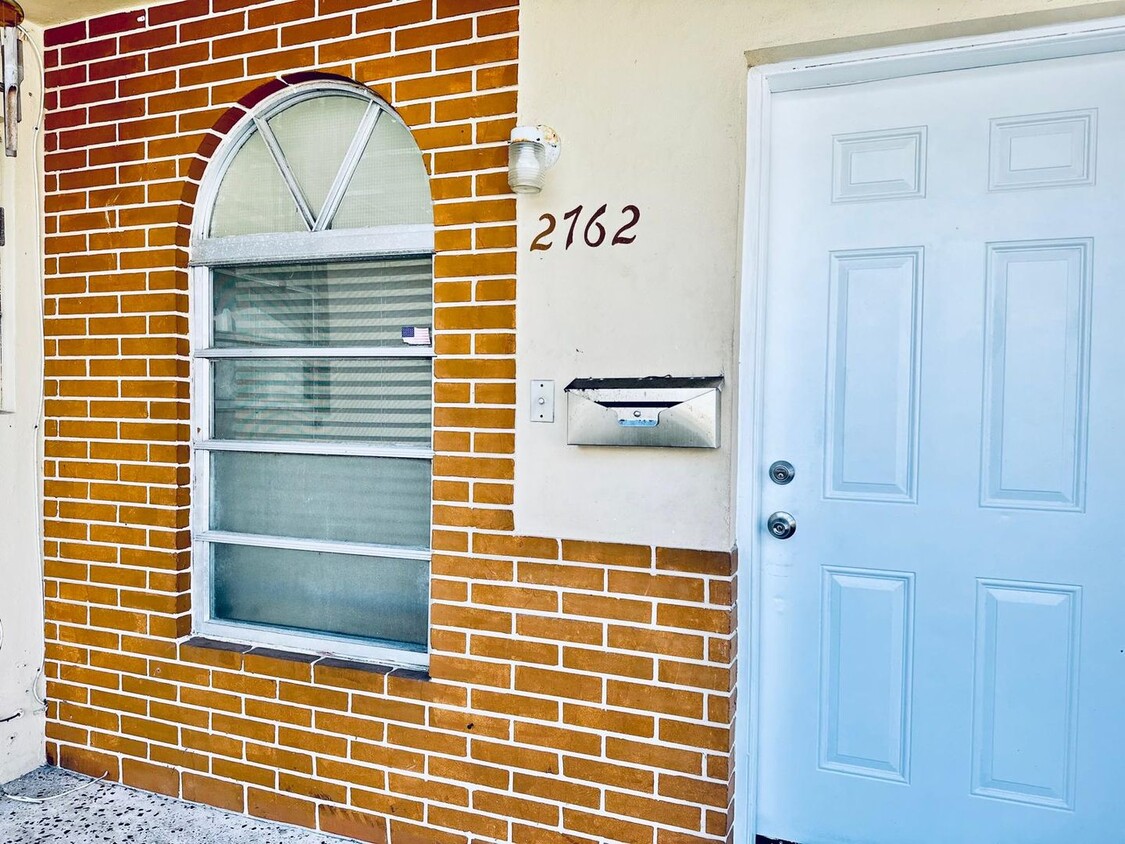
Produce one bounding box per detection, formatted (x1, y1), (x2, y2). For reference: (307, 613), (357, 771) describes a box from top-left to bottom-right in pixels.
(508, 140), (547, 194)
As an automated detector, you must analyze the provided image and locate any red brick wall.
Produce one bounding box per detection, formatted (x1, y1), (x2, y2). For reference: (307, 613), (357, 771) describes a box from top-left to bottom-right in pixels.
(41, 1), (737, 842)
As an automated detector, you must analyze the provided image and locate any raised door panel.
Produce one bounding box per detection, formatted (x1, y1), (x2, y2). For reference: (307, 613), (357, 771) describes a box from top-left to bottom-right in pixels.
(825, 248), (923, 503)
(972, 580), (1082, 809)
(980, 240), (1092, 511)
(819, 567), (915, 783)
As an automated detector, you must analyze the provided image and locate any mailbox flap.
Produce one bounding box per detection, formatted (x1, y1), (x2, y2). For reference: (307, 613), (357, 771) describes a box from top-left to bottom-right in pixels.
(564, 376), (722, 448)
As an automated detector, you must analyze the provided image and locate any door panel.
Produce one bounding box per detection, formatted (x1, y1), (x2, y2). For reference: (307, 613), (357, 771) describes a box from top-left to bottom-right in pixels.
(819, 567), (914, 783)
(971, 580), (1081, 810)
(825, 249), (923, 502)
(757, 49), (1125, 843)
(980, 240), (1091, 511)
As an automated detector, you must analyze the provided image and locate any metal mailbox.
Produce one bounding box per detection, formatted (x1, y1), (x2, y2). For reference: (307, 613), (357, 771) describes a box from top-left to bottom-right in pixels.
(564, 376), (723, 448)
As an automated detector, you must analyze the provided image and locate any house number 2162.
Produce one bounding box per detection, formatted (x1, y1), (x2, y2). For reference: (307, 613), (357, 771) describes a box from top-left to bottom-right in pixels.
(530, 204), (641, 251)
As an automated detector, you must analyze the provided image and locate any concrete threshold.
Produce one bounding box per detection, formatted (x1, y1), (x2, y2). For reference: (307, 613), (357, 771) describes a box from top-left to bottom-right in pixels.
(0, 766), (353, 844)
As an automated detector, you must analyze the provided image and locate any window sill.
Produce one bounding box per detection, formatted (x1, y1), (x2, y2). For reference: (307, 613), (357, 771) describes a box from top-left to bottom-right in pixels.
(192, 616), (430, 672)
(180, 636), (431, 687)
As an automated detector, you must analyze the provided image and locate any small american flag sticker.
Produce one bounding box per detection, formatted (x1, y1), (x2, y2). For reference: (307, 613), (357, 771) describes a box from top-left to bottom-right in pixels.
(401, 326), (432, 346)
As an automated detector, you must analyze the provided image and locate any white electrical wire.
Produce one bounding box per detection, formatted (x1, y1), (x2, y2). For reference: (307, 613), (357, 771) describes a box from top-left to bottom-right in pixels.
(0, 772), (107, 803)
(30, 664), (46, 713)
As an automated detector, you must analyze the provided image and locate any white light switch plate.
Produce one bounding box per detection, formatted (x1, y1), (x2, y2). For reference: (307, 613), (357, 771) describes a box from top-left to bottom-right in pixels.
(531, 380), (554, 422)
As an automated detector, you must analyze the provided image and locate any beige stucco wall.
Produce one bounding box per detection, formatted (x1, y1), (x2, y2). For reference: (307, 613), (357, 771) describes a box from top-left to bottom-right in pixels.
(0, 23), (46, 783)
(513, 0), (1125, 551)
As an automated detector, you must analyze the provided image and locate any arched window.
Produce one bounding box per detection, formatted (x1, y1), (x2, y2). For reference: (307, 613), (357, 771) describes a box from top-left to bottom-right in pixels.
(190, 82), (434, 666)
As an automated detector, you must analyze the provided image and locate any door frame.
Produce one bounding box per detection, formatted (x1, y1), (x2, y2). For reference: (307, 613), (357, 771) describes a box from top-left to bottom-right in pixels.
(734, 13), (1125, 842)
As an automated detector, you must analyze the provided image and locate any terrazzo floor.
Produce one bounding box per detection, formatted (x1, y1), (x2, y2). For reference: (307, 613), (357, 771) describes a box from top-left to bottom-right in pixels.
(0, 767), (351, 844)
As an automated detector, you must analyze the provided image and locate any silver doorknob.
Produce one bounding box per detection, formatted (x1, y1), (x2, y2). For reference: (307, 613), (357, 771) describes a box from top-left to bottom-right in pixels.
(767, 511), (796, 540)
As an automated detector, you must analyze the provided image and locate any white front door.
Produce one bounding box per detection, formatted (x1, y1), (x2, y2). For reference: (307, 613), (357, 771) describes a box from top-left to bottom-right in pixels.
(757, 49), (1125, 843)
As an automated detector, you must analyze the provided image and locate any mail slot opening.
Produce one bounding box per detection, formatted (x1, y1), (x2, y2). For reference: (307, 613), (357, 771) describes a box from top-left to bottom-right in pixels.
(564, 376), (722, 448)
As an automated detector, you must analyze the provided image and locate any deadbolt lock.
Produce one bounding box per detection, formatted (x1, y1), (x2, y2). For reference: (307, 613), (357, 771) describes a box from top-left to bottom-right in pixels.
(769, 460), (795, 485)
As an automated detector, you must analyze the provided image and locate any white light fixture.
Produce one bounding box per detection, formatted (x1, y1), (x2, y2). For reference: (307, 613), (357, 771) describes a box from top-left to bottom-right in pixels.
(508, 124), (560, 195)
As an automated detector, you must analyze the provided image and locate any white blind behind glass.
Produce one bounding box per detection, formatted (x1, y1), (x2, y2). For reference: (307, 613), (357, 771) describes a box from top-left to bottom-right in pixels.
(210, 451), (431, 548)
(212, 260), (432, 348)
(212, 357), (432, 445)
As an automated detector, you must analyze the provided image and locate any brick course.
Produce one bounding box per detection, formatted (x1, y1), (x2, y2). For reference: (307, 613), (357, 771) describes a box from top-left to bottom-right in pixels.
(41, 1), (737, 842)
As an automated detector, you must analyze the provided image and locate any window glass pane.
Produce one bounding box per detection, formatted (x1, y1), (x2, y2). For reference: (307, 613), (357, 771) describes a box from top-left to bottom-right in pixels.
(268, 94), (368, 222)
(332, 116), (433, 230)
(211, 452), (431, 548)
(212, 357), (431, 445)
(210, 131), (308, 238)
(212, 260), (432, 348)
(212, 543), (428, 649)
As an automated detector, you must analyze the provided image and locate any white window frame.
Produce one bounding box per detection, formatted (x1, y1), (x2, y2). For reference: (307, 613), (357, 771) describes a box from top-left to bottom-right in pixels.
(188, 81), (435, 669)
